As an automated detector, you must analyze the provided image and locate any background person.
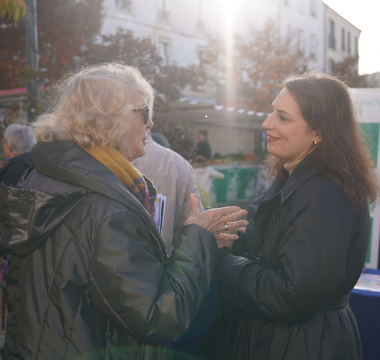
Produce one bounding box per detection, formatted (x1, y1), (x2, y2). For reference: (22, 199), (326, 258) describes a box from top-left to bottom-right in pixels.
(133, 132), (204, 255)
(192, 155), (225, 209)
(202, 72), (379, 360)
(195, 130), (212, 160)
(0, 124), (36, 185)
(151, 132), (171, 148)
(0, 63), (248, 360)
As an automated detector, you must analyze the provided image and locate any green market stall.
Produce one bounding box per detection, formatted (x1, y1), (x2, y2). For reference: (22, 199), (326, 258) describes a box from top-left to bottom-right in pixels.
(210, 165), (264, 205)
(350, 89), (380, 269)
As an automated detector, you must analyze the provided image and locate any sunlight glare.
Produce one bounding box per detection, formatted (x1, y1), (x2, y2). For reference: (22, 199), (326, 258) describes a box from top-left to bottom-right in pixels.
(221, 0), (241, 106)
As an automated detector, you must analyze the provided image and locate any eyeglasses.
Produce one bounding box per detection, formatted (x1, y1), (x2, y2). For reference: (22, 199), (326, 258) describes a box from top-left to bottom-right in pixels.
(131, 106), (150, 125)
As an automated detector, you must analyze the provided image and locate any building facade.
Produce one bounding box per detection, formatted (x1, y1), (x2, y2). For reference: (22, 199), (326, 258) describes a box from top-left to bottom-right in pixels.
(101, 0), (361, 156)
(324, 4), (361, 74)
(102, 0), (361, 81)
(102, 0), (213, 68)
(102, 0), (328, 73)
(230, 0), (325, 72)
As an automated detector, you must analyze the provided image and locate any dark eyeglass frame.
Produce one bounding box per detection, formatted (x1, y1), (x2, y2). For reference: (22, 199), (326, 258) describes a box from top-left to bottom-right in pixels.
(131, 106), (150, 125)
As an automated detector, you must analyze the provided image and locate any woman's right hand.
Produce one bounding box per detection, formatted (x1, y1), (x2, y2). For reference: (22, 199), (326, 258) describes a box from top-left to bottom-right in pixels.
(184, 194), (248, 248)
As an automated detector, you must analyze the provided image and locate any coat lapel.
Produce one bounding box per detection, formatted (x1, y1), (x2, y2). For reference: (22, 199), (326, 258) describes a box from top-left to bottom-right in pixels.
(253, 152), (322, 233)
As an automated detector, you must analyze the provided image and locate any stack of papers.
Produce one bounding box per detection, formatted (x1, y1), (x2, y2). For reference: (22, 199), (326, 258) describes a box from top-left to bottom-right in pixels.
(154, 194), (166, 235)
(354, 273), (380, 292)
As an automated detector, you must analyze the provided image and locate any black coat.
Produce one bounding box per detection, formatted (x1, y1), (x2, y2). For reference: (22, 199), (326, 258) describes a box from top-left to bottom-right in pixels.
(195, 140), (212, 160)
(0, 152), (33, 185)
(0, 141), (218, 360)
(203, 152), (369, 360)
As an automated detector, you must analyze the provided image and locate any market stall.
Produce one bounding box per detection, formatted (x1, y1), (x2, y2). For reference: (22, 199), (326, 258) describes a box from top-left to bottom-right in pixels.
(351, 88), (380, 269)
(210, 164), (266, 205)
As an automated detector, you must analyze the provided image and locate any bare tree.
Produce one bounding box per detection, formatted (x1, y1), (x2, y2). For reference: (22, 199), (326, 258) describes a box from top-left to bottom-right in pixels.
(333, 56), (378, 88)
(232, 21), (308, 112)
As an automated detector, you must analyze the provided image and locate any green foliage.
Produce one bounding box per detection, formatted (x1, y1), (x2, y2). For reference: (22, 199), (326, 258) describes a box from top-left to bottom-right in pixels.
(0, 0), (26, 22)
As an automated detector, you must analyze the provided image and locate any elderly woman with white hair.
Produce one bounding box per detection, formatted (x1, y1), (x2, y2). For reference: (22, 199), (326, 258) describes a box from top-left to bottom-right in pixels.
(0, 124), (36, 185)
(0, 63), (247, 360)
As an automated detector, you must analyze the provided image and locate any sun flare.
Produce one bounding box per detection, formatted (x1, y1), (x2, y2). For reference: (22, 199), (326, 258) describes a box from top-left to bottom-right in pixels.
(220, 0), (241, 105)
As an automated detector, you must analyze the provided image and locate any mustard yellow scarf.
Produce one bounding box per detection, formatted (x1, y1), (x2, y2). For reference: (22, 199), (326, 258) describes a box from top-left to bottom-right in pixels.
(78, 144), (158, 220)
(78, 144), (148, 200)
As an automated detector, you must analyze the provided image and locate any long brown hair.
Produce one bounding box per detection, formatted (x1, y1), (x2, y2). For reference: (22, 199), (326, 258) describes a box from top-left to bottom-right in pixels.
(265, 72), (379, 206)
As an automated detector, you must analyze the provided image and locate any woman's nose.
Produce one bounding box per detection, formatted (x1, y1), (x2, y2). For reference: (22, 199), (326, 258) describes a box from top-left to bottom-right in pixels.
(262, 114), (274, 130)
(146, 117), (154, 130)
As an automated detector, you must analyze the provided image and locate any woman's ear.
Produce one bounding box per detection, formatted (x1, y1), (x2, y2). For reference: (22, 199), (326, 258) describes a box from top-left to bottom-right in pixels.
(313, 130), (322, 144)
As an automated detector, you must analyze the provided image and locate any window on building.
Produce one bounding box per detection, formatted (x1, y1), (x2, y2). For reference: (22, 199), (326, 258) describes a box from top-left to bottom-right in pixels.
(341, 28), (345, 51)
(347, 31), (351, 55)
(328, 19), (336, 50)
(158, 0), (170, 20)
(297, 29), (305, 54)
(310, 34), (318, 61)
(354, 36), (359, 57)
(195, 0), (205, 29)
(196, 49), (210, 67)
(286, 25), (292, 43)
(115, 0), (132, 11)
(310, 0), (317, 17)
(327, 58), (335, 74)
(158, 41), (170, 66)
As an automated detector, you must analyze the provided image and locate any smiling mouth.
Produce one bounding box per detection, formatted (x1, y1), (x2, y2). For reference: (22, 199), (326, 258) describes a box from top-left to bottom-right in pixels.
(267, 134), (280, 141)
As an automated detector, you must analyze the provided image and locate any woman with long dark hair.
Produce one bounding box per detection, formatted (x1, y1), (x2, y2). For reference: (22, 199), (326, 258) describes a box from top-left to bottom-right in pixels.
(202, 72), (379, 360)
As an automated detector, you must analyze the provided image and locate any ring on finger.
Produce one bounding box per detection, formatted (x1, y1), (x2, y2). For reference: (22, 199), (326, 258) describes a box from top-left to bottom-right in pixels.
(224, 223), (229, 231)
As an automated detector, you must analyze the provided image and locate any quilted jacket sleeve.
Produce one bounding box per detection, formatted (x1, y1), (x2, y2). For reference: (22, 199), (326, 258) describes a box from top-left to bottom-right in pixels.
(216, 181), (367, 322)
(88, 211), (218, 345)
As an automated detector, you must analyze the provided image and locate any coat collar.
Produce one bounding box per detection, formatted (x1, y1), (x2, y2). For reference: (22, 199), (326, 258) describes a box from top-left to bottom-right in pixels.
(253, 151), (322, 231)
(247, 151), (322, 253)
(261, 151), (322, 205)
(279, 150), (322, 203)
(30, 141), (164, 247)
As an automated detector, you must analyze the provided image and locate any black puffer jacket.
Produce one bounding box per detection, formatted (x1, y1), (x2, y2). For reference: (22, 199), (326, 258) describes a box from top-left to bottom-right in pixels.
(203, 152), (369, 360)
(0, 152), (33, 185)
(0, 141), (218, 360)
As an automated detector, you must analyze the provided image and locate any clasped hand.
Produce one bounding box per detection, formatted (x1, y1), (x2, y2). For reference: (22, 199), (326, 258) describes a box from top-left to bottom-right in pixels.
(184, 194), (248, 248)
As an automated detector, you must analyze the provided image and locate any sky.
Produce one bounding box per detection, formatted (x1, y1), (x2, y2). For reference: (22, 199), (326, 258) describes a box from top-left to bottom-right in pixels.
(324, 0), (380, 75)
